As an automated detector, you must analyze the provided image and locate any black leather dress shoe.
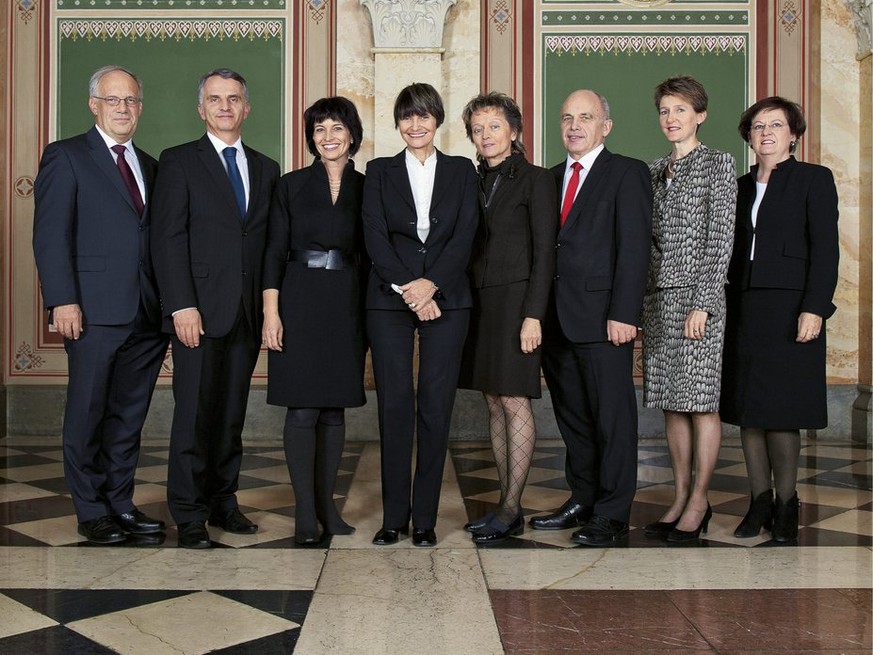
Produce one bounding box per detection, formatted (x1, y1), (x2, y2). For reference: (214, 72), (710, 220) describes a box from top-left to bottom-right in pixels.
(372, 527), (408, 545)
(113, 509), (165, 534)
(472, 514), (523, 545)
(208, 509), (258, 534)
(412, 528), (437, 547)
(529, 500), (593, 530)
(78, 516), (126, 545)
(571, 515), (629, 547)
(177, 520), (211, 549)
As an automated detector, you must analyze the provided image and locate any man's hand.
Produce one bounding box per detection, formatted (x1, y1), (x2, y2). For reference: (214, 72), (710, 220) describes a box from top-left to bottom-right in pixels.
(52, 303), (83, 340)
(173, 308), (204, 348)
(606, 319), (637, 346)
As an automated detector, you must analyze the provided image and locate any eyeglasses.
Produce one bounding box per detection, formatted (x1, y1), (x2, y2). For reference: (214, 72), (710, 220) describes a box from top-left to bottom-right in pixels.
(751, 121), (787, 132)
(92, 95), (142, 107)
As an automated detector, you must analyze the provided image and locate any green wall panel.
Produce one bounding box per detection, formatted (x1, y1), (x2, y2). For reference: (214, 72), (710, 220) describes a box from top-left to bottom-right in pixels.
(57, 20), (285, 166)
(541, 33), (749, 173)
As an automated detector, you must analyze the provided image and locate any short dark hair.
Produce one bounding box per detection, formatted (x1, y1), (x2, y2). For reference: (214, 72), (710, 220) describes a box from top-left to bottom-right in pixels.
(461, 92), (526, 161)
(303, 96), (364, 158)
(738, 96), (807, 152)
(198, 68), (249, 103)
(393, 83), (445, 128)
(653, 76), (708, 113)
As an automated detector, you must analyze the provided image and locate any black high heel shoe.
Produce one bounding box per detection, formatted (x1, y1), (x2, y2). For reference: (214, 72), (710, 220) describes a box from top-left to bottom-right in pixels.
(464, 511), (495, 533)
(644, 518), (679, 537)
(472, 514), (524, 545)
(666, 504), (712, 544)
(734, 490), (774, 538)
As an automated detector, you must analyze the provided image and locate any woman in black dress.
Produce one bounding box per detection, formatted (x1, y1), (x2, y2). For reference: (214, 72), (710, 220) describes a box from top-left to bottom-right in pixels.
(262, 97), (367, 545)
(459, 93), (557, 544)
(721, 97), (839, 543)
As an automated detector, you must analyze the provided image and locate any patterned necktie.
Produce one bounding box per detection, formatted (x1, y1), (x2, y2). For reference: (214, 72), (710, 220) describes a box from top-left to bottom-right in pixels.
(560, 161), (582, 226)
(110, 144), (144, 215)
(222, 146), (247, 219)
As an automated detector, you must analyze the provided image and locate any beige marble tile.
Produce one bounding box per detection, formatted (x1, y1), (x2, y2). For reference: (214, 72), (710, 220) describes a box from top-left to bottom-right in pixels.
(0, 462), (65, 482)
(633, 484), (745, 508)
(832, 461), (873, 475)
(452, 448), (494, 461)
(514, 486), (573, 512)
(802, 445), (869, 460)
(235, 483), (293, 510)
(0, 593), (58, 638)
(238, 464), (290, 485)
(34, 449), (65, 462)
(131, 483), (169, 507)
(460, 465), (562, 485)
(208, 511), (295, 548)
(637, 449), (667, 462)
(714, 447), (746, 462)
(0, 482), (59, 503)
(481, 546), (873, 591)
(0, 546), (325, 590)
(637, 464), (678, 484)
(7, 515), (83, 546)
(295, 549), (503, 655)
(133, 464), (169, 483)
(811, 509), (873, 537)
(68, 591), (295, 655)
(795, 483), (872, 508)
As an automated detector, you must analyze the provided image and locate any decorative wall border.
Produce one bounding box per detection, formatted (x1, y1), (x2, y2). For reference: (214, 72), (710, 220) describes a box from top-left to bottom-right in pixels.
(544, 32), (748, 55)
(542, 10), (750, 24)
(55, 0), (289, 8)
(57, 19), (284, 41)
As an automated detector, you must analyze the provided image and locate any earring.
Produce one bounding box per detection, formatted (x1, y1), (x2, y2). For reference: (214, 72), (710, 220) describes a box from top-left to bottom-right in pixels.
(790, 140), (796, 149)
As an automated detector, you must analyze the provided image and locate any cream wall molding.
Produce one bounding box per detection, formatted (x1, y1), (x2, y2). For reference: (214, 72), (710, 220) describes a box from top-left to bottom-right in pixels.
(360, 0), (458, 48)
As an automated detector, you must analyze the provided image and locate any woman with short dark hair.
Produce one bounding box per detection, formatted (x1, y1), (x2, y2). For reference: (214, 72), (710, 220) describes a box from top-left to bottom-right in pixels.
(262, 96), (367, 545)
(721, 96), (839, 543)
(363, 83), (478, 547)
(458, 92), (557, 544)
(642, 76), (736, 543)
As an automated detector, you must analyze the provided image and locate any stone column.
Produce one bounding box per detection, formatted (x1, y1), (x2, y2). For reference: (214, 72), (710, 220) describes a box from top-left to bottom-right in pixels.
(360, 0), (458, 157)
(848, 0), (872, 443)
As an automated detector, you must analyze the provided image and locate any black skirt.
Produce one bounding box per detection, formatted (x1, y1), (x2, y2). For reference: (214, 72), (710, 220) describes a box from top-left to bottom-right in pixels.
(459, 281), (544, 398)
(720, 287), (827, 429)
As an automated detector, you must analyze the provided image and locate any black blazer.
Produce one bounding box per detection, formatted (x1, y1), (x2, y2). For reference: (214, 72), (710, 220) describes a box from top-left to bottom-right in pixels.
(362, 149), (479, 311)
(549, 148), (653, 343)
(33, 126), (160, 325)
(728, 156), (839, 319)
(469, 153), (557, 320)
(151, 134), (280, 338)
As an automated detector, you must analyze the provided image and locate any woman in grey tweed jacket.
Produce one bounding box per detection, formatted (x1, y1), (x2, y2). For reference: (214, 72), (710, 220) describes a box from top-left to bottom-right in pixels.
(641, 76), (737, 543)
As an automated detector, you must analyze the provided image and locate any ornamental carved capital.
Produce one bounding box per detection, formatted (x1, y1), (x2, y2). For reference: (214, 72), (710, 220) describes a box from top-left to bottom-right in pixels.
(847, 0), (873, 57)
(360, 0), (458, 49)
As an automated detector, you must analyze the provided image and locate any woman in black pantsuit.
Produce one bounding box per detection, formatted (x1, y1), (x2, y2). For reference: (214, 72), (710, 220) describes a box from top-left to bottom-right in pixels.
(721, 97), (839, 543)
(262, 97), (367, 545)
(458, 93), (557, 544)
(363, 83), (478, 547)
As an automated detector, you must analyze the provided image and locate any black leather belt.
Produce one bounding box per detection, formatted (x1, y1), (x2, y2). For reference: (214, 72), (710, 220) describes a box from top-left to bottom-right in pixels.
(288, 249), (358, 270)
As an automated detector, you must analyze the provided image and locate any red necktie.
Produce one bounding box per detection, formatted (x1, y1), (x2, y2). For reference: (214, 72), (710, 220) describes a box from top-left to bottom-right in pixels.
(111, 144), (144, 215)
(560, 161), (582, 226)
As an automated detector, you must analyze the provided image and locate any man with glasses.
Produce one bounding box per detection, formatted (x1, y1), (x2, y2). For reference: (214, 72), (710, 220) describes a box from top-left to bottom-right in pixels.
(32, 65), (169, 545)
(151, 69), (279, 549)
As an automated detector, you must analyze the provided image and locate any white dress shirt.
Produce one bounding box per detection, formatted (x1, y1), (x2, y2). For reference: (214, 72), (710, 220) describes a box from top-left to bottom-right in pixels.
(206, 131), (250, 209)
(561, 143), (605, 205)
(405, 148), (437, 243)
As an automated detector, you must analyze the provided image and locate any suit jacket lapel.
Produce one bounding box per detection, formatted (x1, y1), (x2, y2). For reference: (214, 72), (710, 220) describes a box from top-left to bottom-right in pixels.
(560, 148), (611, 233)
(243, 143), (261, 222)
(196, 134), (242, 216)
(135, 145), (154, 224)
(86, 127), (139, 217)
(386, 150), (416, 213)
(429, 150), (450, 213)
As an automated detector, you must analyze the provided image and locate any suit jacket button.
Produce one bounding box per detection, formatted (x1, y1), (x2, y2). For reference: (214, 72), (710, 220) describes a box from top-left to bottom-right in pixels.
(556, 242), (561, 248)
(554, 274), (560, 280)
(419, 247), (427, 254)
(242, 270), (247, 276)
(431, 217), (438, 224)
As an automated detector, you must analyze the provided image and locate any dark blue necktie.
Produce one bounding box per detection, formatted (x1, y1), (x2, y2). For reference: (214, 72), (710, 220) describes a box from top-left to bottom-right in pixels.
(222, 146), (247, 219)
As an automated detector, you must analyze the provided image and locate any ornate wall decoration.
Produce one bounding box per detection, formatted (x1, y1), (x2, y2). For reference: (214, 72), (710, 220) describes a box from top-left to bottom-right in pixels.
(544, 33), (747, 56)
(13, 343), (44, 372)
(307, 0), (328, 24)
(778, 0), (801, 34)
(14, 176), (34, 199)
(58, 20), (284, 43)
(360, 0), (458, 48)
(489, 0), (512, 34)
(17, 0), (36, 24)
(55, 0), (288, 8)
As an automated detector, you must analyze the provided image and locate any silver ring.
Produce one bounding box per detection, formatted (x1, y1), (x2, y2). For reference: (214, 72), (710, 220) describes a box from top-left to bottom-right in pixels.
(410, 302), (417, 308)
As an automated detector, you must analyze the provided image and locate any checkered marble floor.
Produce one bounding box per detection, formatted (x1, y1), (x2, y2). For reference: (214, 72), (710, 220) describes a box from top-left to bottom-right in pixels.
(0, 437), (870, 654)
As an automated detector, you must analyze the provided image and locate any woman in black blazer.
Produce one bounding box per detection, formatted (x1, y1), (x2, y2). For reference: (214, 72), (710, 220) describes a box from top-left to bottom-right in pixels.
(721, 97), (839, 543)
(262, 97), (367, 545)
(458, 93), (557, 544)
(362, 83), (479, 547)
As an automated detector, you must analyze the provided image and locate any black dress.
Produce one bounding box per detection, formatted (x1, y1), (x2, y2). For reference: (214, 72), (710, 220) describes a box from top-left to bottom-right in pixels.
(459, 153), (557, 398)
(720, 158), (839, 429)
(262, 160), (367, 408)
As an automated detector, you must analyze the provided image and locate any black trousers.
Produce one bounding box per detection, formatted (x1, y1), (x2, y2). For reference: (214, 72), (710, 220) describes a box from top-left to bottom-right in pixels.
(541, 329), (638, 523)
(63, 312), (168, 522)
(167, 307), (259, 524)
(367, 308), (470, 530)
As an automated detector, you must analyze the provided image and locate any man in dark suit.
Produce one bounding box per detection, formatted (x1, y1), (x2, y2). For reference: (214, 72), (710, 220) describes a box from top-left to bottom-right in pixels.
(151, 68), (279, 549)
(32, 65), (170, 545)
(530, 89), (653, 546)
